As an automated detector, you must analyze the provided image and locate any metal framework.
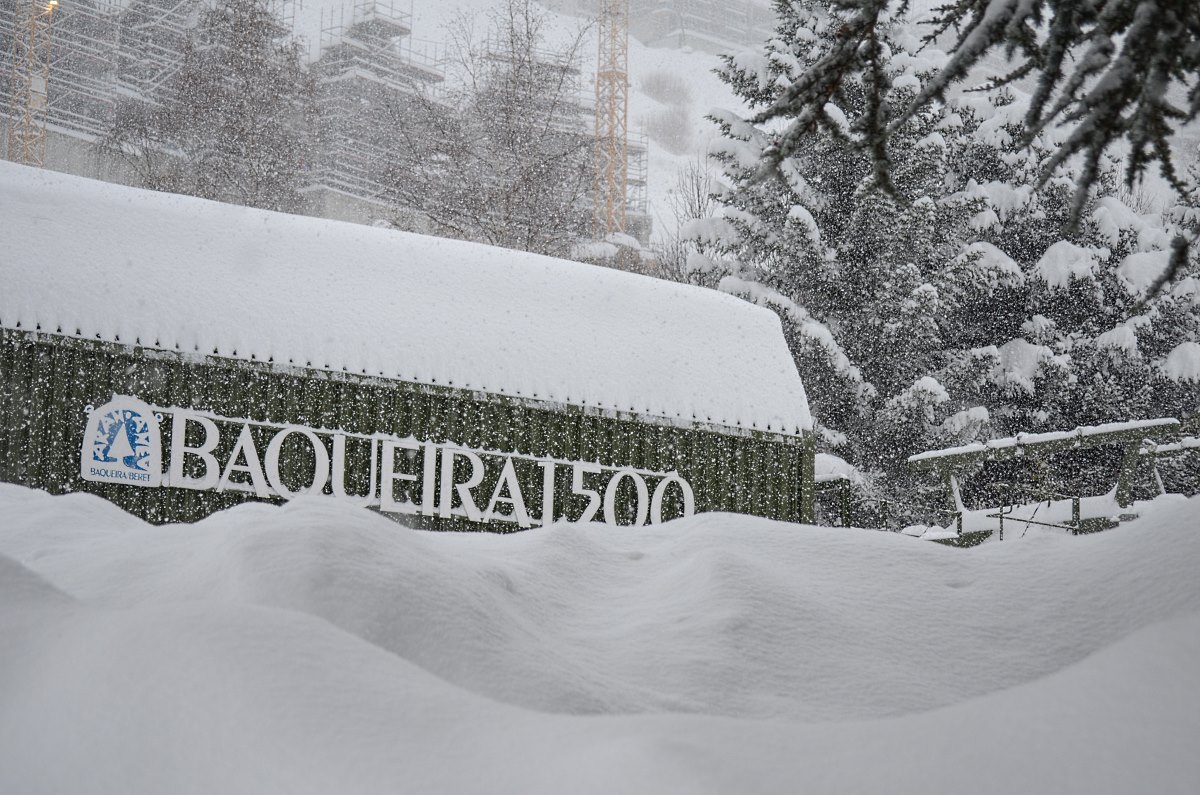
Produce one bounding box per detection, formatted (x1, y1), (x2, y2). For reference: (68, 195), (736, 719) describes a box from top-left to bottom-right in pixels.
(309, 0), (444, 204)
(5, 0), (57, 165)
(115, 0), (198, 100)
(2, 0), (153, 145)
(0, 0), (652, 242)
(592, 0), (628, 237)
(630, 0), (774, 54)
(909, 418), (1183, 513)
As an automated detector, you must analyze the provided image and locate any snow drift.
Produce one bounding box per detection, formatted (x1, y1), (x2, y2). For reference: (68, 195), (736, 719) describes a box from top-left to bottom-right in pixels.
(1, 484), (1198, 793)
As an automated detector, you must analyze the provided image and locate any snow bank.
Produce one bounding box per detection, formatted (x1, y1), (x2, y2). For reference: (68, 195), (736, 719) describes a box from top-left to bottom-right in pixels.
(2, 485), (1200, 793)
(0, 162), (810, 434)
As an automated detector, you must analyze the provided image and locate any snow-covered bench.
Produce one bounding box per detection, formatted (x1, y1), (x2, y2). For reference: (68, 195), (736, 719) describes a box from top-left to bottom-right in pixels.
(907, 419), (1184, 543)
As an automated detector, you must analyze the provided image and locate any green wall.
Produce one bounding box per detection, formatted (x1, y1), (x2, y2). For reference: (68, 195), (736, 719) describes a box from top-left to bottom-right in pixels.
(0, 327), (815, 529)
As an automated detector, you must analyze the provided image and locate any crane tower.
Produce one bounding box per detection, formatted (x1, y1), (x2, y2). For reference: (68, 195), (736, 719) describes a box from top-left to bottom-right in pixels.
(5, 0), (58, 166)
(593, 0), (628, 237)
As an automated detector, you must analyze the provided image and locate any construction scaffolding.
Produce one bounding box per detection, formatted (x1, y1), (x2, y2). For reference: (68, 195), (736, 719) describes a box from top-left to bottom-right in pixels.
(1, 0), (187, 150)
(631, 0), (774, 53)
(1, 0), (651, 242)
(112, 0), (194, 101)
(625, 129), (648, 217)
(309, 0), (444, 206)
(4, 0), (60, 164)
(592, 0), (629, 237)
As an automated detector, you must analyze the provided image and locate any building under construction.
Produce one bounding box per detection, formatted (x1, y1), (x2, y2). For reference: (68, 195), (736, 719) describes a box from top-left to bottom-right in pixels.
(1, 0), (119, 171)
(1, 0), (650, 241)
(305, 0), (444, 223)
(630, 0), (774, 53)
(561, 0), (773, 54)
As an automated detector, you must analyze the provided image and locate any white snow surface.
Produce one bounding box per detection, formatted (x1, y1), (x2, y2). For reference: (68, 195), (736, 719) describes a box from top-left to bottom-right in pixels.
(1034, 240), (1106, 288)
(1118, 250), (1173, 295)
(1162, 341), (1200, 382)
(0, 161), (811, 433)
(814, 451), (861, 483)
(1, 485), (1199, 793)
(991, 337), (1061, 394)
(909, 418), (1180, 462)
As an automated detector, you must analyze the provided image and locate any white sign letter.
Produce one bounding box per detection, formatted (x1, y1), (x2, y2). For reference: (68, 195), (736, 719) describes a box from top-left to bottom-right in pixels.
(603, 469), (649, 527)
(571, 462), (603, 523)
(168, 411), (220, 490)
(651, 473), (696, 524)
(420, 441), (439, 515)
(538, 460), (556, 526)
(218, 424), (271, 498)
(332, 434), (377, 502)
(439, 447), (485, 522)
(379, 438), (421, 514)
(264, 427), (330, 499)
(483, 456), (532, 527)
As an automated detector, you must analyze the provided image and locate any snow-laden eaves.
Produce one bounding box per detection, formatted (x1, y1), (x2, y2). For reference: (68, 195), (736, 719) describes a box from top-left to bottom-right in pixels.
(0, 162), (812, 435)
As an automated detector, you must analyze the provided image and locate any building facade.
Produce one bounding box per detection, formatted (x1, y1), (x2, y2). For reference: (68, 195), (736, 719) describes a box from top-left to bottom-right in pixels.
(1, 0), (652, 241)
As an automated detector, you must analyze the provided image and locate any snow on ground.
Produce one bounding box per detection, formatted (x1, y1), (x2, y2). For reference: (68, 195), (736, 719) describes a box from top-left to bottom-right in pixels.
(2, 484), (1199, 793)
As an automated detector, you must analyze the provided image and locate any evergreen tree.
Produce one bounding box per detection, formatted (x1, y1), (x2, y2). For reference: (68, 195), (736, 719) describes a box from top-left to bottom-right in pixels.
(742, 0), (1200, 266)
(697, 1), (1200, 516)
(100, 0), (314, 212)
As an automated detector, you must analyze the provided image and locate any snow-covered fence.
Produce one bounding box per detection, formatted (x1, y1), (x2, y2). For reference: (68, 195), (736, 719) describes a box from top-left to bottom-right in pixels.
(0, 162), (816, 529)
(908, 419), (1185, 542)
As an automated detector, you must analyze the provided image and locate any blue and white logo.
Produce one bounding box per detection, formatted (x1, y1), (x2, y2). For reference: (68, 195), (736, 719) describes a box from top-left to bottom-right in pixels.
(80, 395), (162, 487)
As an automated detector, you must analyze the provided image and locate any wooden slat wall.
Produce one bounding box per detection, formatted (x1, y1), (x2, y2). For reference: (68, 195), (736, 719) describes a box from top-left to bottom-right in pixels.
(0, 328), (814, 529)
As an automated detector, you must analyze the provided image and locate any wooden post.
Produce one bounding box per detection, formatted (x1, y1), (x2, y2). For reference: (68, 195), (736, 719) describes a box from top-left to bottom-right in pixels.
(1116, 442), (1140, 508)
(939, 465), (957, 512)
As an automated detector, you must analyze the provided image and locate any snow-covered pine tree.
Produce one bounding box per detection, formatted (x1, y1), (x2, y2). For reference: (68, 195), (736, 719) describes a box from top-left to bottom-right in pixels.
(958, 96), (1200, 440)
(100, 0), (314, 212)
(742, 0), (1200, 273)
(697, 0), (1199, 518)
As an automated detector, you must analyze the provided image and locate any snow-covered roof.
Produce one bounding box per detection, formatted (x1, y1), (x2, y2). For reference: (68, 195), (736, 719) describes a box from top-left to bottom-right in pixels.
(0, 162), (811, 434)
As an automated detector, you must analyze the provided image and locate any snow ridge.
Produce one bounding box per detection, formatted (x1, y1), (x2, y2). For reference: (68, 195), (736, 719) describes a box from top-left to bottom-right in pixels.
(1, 485), (1199, 793)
